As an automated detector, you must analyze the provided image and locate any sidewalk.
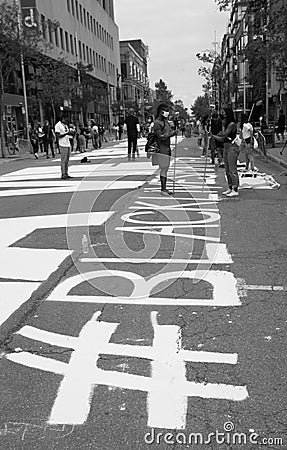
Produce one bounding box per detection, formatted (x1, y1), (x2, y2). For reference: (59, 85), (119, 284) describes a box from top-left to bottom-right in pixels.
(266, 140), (287, 171)
(0, 138), (125, 165)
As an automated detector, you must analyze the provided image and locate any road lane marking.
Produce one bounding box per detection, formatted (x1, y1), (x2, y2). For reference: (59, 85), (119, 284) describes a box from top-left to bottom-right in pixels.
(82, 244), (232, 265)
(0, 282), (40, 327)
(46, 270), (241, 307)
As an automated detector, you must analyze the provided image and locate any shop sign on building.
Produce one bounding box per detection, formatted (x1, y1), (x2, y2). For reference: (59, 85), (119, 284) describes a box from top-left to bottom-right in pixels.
(20, 0), (38, 30)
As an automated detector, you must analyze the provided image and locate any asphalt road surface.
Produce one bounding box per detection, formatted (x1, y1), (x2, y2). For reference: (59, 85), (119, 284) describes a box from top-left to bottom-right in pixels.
(0, 137), (286, 450)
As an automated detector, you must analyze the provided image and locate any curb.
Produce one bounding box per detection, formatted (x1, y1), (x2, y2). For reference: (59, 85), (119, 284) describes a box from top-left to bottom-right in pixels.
(267, 152), (287, 170)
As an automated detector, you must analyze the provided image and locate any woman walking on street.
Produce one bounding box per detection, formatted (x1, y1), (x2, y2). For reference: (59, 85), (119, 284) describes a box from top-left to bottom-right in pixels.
(211, 107), (240, 198)
(153, 103), (176, 196)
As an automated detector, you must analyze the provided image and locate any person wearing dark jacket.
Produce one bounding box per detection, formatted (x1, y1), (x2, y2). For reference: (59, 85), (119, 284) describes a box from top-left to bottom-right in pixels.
(210, 112), (224, 166)
(153, 103), (176, 196)
(276, 109), (285, 142)
(124, 108), (140, 160)
(43, 120), (55, 158)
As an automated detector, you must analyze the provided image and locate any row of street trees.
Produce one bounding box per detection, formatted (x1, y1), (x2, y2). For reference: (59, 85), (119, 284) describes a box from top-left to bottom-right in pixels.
(154, 78), (189, 121)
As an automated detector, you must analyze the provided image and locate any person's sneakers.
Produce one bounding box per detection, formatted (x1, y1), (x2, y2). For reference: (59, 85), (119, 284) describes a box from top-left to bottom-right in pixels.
(46, 155), (50, 159)
(161, 190), (173, 196)
(65, 175), (73, 178)
(226, 190), (239, 197)
(222, 189), (232, 195)
(34, 154), (38, 159)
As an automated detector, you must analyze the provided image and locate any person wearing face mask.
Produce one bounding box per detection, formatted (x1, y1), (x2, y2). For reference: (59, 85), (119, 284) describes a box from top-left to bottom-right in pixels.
(153, 103), (176, 196)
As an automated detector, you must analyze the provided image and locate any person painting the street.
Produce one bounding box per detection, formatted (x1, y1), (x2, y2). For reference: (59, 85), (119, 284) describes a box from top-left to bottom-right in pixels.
(153, 103), (176, 196)
(55, 115), (72, 179)
(211, 107), (240, 197)
(240, 113), (255, 171)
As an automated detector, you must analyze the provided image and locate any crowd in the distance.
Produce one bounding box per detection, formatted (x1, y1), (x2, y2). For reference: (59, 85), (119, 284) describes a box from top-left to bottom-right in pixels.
(28, 120), (108, 160)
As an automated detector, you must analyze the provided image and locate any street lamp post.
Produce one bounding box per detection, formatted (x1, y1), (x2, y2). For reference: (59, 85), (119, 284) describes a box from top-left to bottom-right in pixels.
(16, 0), (29, 140)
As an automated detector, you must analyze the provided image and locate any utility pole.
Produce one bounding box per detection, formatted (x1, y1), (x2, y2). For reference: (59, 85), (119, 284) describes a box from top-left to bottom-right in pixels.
(16, 0), (29, 140)
(265, 0), (271, 125)
(75, 30), (84, 125)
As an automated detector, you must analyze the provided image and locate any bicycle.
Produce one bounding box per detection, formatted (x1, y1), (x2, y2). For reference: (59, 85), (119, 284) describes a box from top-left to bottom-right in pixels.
(7, 137), (32, 156)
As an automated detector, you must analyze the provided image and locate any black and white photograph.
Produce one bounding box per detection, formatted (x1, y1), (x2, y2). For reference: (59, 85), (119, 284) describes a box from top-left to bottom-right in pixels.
(0, 0), (286, 448)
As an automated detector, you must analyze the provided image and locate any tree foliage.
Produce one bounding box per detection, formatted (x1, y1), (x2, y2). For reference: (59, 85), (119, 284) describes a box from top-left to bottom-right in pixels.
(173, 99), (189, 120)
(28, 56), (74, 124)
(154, 79), (173, 105)
(191, 94), (210, 118)
(0, 0), (46, 156)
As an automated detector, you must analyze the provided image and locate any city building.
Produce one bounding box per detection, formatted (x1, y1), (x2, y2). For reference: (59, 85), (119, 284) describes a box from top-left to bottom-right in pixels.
(119, 39), (150, 121)
(220, 0), (287, 125)
(3, 0), (120, 133)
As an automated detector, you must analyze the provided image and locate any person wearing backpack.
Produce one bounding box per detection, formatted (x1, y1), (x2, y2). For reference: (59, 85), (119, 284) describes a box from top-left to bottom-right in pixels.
(153, 103), (176, 196)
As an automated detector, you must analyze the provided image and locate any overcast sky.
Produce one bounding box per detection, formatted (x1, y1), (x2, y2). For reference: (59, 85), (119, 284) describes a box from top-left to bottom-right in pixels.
(115, 0), (229, 109)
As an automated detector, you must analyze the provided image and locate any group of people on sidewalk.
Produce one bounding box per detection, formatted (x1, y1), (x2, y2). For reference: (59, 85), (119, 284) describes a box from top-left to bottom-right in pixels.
(29, 120), (107, 160)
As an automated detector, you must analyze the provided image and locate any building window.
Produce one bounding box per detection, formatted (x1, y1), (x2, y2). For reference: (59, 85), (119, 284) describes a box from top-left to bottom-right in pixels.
(83, 43), (86, 60)
(54, 27), (59, 47)
(67, 0), (70, 12)
(71, 0), (75, 16)
(103, 0), (106, 10)
(79, 4), (83, 23)
(79, 40), (82, 59)
(48, 20), (53, 43)
(83, 8), (86, 27)
(41, 14), (46, 40)
(93, 50), (95, 67)
(90, 16), (93, 32)
(93, 19), (96, 35)
(89, 48), (92, 64)
(75, 37), (77, 57)
(75, 0), (79, 19)
(65, 31), (69, 52)
(96, 53), (99, 69)
(96, 22), (99, 38)
(87, 12), (90, 30)
(70, 34), (74, 54)
(121, 63), (127, 79)
(59, 28), (64, 50)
